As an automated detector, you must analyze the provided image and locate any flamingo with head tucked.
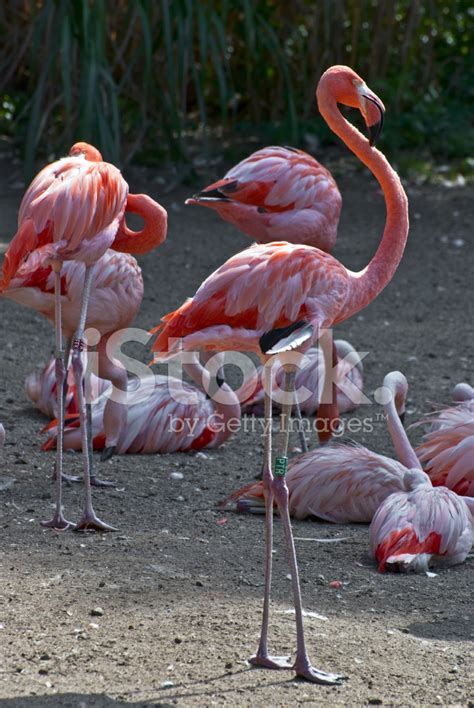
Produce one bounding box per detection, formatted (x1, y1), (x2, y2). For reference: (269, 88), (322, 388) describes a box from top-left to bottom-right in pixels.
(0, 142), (167, 531)
(42, 352), (240, 454)
(151, 65), (408, 684)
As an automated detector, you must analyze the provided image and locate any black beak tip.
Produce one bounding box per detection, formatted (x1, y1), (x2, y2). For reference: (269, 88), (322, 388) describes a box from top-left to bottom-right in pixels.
(368, 120), (383, 146)
(398, 411), (406, 425)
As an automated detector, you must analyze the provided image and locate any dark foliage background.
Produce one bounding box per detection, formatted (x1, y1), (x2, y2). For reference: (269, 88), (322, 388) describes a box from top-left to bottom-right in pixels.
(1, 0), (472, 177)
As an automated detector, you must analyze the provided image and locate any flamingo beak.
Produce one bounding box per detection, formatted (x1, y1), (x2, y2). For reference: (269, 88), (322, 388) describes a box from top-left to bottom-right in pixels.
(362, 93), (385, 146)
(398, 411), (406, 425)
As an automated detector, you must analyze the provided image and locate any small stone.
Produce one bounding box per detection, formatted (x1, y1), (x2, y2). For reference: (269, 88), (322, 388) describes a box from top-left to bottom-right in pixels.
(90, 607), (104, 617)
(174, 637), (182, 644)
(160, 680), (174, 689)
(225, 661), (233, 670)
(196, 580), (204, 587)
(38, 668), (48, 675)
(170, 472), (184, 481)
(39, 653), (50, 661)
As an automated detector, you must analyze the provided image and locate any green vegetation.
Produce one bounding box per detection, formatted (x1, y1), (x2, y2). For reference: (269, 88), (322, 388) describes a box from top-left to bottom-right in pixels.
(1, 1), (472, 177)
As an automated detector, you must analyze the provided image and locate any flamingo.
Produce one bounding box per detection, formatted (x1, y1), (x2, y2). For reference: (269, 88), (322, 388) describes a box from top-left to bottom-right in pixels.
(370, 469), (473, 573)
(186, 146), (341, 252)
(0, 141), (167, 531)
(240, 338), (364, 419)
(187, 147), (343, 441)
(42, 352), (240, 454)
(151, 66), (409, 684)
(415, 385), (474, 496)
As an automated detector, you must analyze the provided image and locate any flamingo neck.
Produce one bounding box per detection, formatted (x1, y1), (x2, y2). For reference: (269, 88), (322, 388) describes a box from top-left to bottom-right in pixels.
(112, 194), (167, 255)
(383, 390), (420, 471)
(317, 91), (409, 319)
(183, 355), (240, 445)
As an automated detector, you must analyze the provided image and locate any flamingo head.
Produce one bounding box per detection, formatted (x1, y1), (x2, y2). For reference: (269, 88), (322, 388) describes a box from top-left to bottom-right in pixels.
(69, 142), (103, 162)
(317, 65), (385, 146)
(381, 370), (408, 422)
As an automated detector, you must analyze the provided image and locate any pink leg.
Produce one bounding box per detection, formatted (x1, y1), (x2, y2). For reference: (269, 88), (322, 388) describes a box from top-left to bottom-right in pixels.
(70, 266), (117, 532)
(272, 475), (343, 684)
(250, 362), (292, 670)
(42, 264), (74, 530)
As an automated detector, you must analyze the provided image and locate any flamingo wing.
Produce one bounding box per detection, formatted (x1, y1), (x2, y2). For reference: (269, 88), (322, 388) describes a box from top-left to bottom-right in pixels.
(197, 147), (341, 215)
(151, 242), (349, 356)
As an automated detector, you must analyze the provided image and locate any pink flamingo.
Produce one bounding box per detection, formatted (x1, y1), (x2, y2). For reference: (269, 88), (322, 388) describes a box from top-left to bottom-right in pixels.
(0, 142), (167, 530)
(42, 352), (240, 454)
(151, 66), (408, 684)
(186, 145), (341, 252)
(415, 384), (474, 496)
(240, 338), (364, 419)
(187, 147), (343, 440)
(370, 469), (473, 573)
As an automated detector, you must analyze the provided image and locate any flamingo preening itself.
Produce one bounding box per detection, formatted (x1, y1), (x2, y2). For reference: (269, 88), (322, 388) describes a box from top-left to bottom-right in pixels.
(227, 372), (474, 574)
(0, 142), (167, 530)
(151, 65), (409, 684)
(186, 146), (341, 252)
(42, 352), (240, 454)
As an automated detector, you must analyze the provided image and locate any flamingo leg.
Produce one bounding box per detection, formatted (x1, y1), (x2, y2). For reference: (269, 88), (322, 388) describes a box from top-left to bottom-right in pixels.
(264, 360), (343, 683)
(41, 264), (74, 530)
(316, 340), (341, 445)
(293, 399), (309, 453)
(70, 266), (116, 532)
(250, 361), (292, 670)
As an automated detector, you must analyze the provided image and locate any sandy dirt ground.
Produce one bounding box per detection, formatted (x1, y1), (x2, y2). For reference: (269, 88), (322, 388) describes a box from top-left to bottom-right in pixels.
(0, 144), (473, 707)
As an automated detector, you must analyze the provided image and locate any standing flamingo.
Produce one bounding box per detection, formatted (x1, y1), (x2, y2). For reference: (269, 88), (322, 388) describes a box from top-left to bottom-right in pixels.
(0, 142), (166, 530)
(42, 352), (240, 454)
(415, 386), (474, 496)
(186, 146), (341, 252)
(151, 66), (408, 684)
(187, 147), (343, 440)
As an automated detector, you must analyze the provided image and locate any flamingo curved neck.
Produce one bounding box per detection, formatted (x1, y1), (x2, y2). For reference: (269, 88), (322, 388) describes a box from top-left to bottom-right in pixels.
(112, 194), (167, 255)
(317, 90), (409, 320)
(383, 388), (420, 471)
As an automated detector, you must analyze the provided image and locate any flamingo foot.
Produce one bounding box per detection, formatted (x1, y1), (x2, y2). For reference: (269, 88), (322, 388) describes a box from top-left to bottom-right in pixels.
(101, 445), (116, 462)
(41, 511), (74, 531)
(61, 473), (83, 483)
(293, 655), (345, 685)
(90, 476), (116, 488)
(249, 654), (292, 670)
(74, 512), (117, 533)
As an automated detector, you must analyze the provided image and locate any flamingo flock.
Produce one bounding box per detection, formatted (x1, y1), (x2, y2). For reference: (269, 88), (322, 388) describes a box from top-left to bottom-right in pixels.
(0, 65), (472, 686)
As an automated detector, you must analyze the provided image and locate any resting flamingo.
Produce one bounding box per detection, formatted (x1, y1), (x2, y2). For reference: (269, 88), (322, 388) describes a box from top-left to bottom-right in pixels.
(240, 338), (364, 419)
(0, 142), (167, 530)
(151, 66), (408, 684)
(42, 352), (240, 454)
(370, 469), (473, 573)
(25, 356), (108, 420)
(415, 383), (474, 496)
